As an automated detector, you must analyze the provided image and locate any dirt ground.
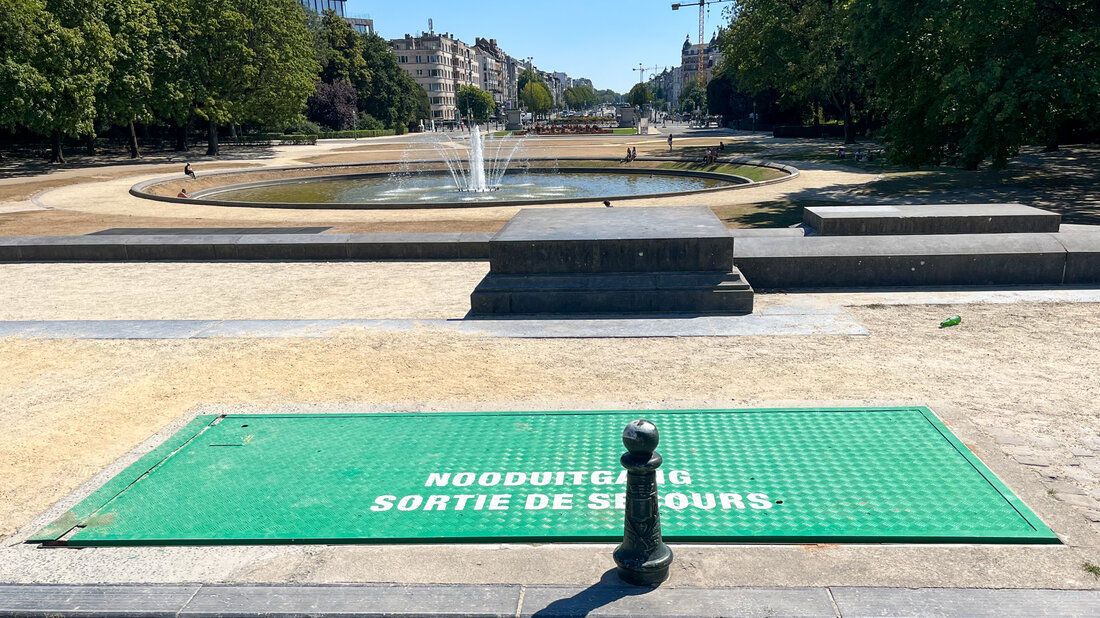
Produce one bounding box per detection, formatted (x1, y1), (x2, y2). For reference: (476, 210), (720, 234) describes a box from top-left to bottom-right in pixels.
(2, 299), (1100, 548)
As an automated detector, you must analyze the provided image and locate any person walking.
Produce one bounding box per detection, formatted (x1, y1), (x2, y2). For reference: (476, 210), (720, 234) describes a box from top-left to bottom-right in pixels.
(667, 134), (673, 152)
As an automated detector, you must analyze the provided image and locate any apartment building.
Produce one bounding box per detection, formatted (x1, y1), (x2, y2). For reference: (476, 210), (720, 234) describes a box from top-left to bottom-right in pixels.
(680, 34), (722, 88)
(390, 31), (480, 126)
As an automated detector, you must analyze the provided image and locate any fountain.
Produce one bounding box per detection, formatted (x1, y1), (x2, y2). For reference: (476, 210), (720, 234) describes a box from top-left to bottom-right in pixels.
(429, 125), (526, 193)
(142, 125), (766, 208)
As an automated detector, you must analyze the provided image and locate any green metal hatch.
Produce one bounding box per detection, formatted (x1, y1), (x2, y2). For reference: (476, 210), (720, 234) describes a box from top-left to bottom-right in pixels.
(32, 407), (1058, 546)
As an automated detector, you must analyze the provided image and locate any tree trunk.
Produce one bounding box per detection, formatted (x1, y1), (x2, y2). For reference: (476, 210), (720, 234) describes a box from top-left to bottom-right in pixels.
(84, 134), (96, 156)
(128, 121), (140, 158)
(205, 121), (219, 156)
(50, 131), (65, 163)
(843, 102), (855, 145)
(175, 123), (188, 151)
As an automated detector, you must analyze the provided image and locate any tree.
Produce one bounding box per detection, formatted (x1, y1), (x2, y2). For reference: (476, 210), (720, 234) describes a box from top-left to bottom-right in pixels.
(456, 85), (495, 124)
(706, 66), (752, 121)
(678, 80), (707, 114)
(307, 79), (357, 130)
(517, 68), (544, 94)
(563, 84), (598, 110)
(520, 81), (552, 117)
(595, 88), (621, 105)
(359, 32), (429, 131)
(855, 0), (1100, 168)
(627, 83), (651, 108)
(0, 0), (114, 162)
(153, 0), (319, 155)
(98, 0), (159, 158)
(722, 0), (869, 143)
(314, 9), (370, 95)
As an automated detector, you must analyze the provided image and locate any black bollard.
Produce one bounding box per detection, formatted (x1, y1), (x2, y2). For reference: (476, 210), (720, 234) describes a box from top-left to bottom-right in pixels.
(613, 419), (673, 586)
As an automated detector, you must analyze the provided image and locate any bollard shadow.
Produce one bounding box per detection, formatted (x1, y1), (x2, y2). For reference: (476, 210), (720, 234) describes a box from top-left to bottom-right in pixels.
(529, 568), (659, 617)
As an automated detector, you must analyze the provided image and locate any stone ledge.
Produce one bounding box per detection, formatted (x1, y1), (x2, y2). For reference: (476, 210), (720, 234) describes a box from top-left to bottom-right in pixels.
(804, 204), (1061, 236)
(733, 233), (1069, 288)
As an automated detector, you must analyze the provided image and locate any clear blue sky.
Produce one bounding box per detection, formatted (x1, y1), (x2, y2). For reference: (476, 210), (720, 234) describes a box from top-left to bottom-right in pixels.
(345, 0), (729, 93)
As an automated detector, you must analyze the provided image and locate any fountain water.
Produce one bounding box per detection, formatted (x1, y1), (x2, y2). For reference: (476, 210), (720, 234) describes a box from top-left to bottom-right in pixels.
(430, 126), (526, 193)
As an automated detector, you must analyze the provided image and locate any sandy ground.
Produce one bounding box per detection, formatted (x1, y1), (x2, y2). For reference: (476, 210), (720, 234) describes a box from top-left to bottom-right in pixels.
(0, 297), (1099, 587)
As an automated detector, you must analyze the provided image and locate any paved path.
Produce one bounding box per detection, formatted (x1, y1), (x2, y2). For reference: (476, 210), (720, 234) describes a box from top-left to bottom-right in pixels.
(1, 582), (1098, 617)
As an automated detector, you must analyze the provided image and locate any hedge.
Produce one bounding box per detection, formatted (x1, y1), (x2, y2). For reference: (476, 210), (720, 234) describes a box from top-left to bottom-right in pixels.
(320, 129), (396, 139)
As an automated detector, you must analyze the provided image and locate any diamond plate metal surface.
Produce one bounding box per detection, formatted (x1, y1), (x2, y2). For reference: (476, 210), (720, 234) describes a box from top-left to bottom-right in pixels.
(39, 408), (1057, 546)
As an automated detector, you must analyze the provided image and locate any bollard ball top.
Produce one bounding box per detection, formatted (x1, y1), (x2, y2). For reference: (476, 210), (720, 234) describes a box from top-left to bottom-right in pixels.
(623, 419), (659, 455)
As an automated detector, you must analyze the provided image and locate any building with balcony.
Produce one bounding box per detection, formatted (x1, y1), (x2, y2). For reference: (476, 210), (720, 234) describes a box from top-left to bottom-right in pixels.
(680, 34), (722, 88)
(390, 31), (480, 127)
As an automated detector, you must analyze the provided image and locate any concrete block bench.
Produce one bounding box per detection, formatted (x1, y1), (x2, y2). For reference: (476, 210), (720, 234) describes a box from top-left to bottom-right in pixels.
(733, 233), (1068, 288)
(803, 204), (1061, 236)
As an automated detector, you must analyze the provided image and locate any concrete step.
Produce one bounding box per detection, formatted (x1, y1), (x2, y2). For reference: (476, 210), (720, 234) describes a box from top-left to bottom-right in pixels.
(803, 204), (1061, 236)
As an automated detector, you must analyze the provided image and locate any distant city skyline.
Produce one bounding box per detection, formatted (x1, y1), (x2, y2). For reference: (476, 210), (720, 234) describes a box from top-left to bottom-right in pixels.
(344, 1), (727, 93)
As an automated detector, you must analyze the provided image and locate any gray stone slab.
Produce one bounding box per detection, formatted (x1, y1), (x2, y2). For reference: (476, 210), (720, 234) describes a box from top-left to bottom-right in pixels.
(0, 320), (216, 339)
(4, 236), (129, 261)
(0, 583), (198, 617)
(1055, 232), (1100, 284)
(471, 270), (753, 315)
(734, 233), (1068, 288)
(490, 207), (734, 274)
(180, 584), (521, 617)
(831, 586), (1100, 617)
(345, 232), (480, 260)
(89, 227), (332, 235)
(519, 585), (835, 617)
(230, 234), (351, 260)
(121, 236), (220, 261)
(731, 227), (806, 237)
(804, 204), (1061, 235)
(0, 311), (869, 339)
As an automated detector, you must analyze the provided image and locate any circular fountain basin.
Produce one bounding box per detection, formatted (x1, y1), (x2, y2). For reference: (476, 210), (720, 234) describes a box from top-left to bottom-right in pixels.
(196, 169), (746, 205)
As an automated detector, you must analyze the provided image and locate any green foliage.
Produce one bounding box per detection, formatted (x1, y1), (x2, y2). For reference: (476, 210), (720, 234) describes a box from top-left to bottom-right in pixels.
(0, 0), (114, 159)
(595, 88), (620, 104)
(706, 66), (753, 119)
(723, 0), (866, 143)
(517, 68), (544, 94)
(627, 83), (651, 108)
(456, 85), (495, 124)
(359, 32), (429, 130)
(678, 80), (707, 114)
(321, 128), (394, 138)
(721, 0), (1100, 167)
(357, 112), (384, 131)
(286, 119), (322, 134)
(152, 0), (319, 152)
(855, 0), (1100, 168)
(314, 9), (370, 95)
(563, 84), (598, 109)
(98, 0), (158, 129)
(520, 81), (552, 116)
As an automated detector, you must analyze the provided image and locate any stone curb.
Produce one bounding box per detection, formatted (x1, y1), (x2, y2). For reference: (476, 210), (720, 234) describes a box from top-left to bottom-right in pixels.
(127, 157), (797, 210)
(0, 583), (1097, 617)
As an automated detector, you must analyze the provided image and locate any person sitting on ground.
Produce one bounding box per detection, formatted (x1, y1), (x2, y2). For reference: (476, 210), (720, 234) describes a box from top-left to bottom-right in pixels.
(631, 147), (637, 160)
(718, 141), (725, 152)
(667, 134), (673, 152)
(624, 148), (633, 163)
(177, 188), (191, 198)
(184, 162), (196, 179)
(603, 200), (613, 207)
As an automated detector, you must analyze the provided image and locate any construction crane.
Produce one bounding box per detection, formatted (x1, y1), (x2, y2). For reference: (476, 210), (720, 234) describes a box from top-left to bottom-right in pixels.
(672, 1), (731, 85)
(632, 63), (663, 85)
